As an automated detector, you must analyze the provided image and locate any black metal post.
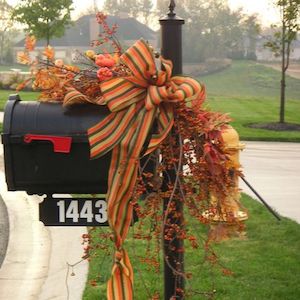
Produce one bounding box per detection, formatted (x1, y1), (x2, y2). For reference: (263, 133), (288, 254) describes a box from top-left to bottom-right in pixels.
(160, 2), (185, 299)
(240, 176), (281, 221)
(160, 1), (184, 75)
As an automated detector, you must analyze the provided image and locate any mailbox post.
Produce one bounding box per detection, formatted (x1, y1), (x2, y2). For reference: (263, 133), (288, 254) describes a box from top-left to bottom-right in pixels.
(160, 2), (185, 299)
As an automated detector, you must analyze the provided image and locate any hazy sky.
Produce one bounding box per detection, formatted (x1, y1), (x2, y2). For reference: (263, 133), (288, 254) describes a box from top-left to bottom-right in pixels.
(228, 0), (279, 24)
(7, 0), (280, 26)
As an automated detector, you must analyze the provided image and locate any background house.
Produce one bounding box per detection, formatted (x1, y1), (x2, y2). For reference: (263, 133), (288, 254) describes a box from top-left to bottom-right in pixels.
(255, 33), (300, 61)
(14, 14), (158, 63)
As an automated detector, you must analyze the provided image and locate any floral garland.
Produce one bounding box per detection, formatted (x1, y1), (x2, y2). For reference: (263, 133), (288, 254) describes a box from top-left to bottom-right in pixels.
(17, 13), (244, 299)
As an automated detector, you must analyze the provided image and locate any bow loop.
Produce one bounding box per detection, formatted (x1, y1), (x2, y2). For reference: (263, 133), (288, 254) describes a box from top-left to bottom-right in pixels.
(120, 39), (157, 85)
(99, 39), (203, 115)
(145, 85), (169, 110)
(161, 58), (173, 83)
(100, 77), (146, 112)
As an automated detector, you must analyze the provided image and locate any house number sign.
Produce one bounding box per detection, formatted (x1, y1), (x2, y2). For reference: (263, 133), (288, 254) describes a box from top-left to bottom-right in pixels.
(39, 197), (108, 226)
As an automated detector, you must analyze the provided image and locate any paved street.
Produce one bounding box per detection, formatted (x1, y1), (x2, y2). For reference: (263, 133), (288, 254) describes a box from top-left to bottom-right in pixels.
(240, 141), (300, 223)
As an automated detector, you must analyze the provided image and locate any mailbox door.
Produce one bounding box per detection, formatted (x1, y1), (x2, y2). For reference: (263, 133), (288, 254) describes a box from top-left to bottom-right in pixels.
(2, 96), (111, 194)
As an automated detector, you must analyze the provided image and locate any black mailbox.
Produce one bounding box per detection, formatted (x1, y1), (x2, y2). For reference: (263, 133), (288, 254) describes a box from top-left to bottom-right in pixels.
(1, 94), (111, 195)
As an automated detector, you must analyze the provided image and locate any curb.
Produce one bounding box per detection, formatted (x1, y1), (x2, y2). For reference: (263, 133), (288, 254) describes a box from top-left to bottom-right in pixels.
(0, 194), (9, 268)
(0, 172), (50, 299)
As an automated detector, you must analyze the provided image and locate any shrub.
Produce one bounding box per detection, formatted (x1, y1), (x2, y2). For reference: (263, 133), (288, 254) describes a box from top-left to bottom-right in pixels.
(0, 71), (30, 90)
(183, 59), (232, 77)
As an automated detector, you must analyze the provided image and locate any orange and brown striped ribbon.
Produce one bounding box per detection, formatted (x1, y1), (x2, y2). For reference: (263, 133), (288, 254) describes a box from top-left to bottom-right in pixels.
(87, 39), (203, 300)
(63, 86), (103, 106)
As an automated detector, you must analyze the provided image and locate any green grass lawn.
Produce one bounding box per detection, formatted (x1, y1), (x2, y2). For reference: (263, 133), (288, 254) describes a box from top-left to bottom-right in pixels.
(199, 61), (300, 142)
(82, 194), (300, 299)
(1, 60), (300, 141)
(0, 89), (39, 111)
(206, 97), (300, 141)
(200, 60), (300, 100)
(0, 90), (39, 133)
(0, 64), (29, 72)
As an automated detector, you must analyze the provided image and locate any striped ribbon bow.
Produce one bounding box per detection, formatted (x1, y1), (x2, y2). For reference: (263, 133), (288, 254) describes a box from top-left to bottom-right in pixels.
(87, 39), (203, 300)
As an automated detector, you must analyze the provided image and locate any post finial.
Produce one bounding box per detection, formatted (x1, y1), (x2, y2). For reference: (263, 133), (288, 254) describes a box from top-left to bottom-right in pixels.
(168, 0), (176, 17)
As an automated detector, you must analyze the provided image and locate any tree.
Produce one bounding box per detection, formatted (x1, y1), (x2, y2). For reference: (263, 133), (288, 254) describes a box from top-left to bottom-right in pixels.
(265, 0), (300, 123)
(156, 0), (166, 17)
(120, 0), (140, 18)
(156, 0), (259, 63)
(11, 0), (73, 46)
(0, 0), (14, 64)
(242, 14), (261, 59)
(104, 0), (117, 14)
(104, 0), (119, 15)
(139, 0), (153, 24)
(104, 0), (140, 18)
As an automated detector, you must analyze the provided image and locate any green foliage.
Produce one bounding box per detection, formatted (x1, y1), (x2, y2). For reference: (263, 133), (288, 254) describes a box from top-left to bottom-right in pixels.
(264, 1), (300, 58)
(11, 0), (73, 45)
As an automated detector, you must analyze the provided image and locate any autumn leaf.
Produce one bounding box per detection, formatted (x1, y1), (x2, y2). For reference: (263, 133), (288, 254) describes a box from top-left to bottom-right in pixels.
(43, 45), (55, 60)
(64, 65), (80, 73)
(33, 69), (59, 90)
(17, 51), (31, 65)
(25, 35), (36, 51)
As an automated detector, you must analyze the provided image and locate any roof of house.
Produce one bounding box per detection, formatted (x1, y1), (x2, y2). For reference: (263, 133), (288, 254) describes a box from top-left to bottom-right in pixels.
(15, 14), (157, 48)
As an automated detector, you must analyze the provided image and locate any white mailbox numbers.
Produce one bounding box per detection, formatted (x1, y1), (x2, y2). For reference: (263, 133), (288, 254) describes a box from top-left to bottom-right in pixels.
(56, 199), (107, 224)
(39, 197), (108, 226)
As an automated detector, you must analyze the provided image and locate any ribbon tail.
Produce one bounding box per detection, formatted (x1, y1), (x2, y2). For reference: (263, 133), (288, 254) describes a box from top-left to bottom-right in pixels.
(104, 107), (157, 300)
(144, 103), (174, 156)
(107, 249), (134, 300)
